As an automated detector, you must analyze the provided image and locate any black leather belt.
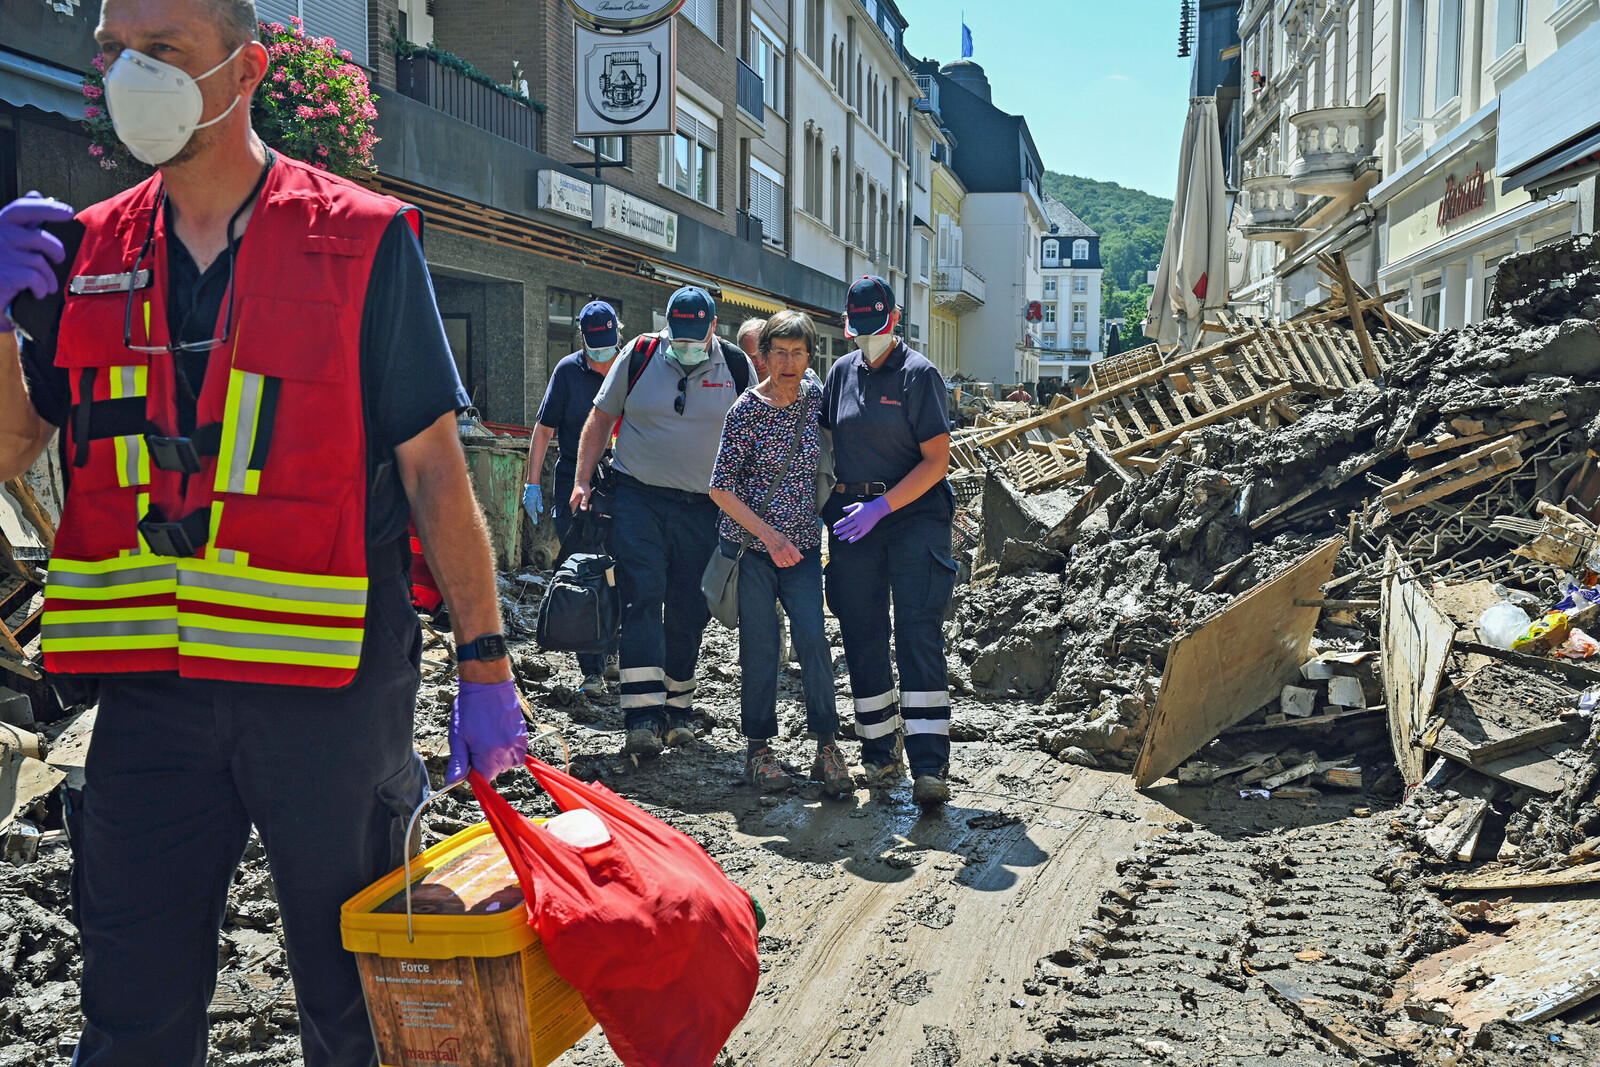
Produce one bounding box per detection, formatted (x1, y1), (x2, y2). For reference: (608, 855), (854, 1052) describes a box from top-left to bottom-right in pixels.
(613, 470), (712, 505)
(836, 481), (889, 497)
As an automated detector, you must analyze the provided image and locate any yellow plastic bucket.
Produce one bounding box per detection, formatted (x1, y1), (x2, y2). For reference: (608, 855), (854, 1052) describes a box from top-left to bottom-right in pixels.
(341, 822), (595, 1066)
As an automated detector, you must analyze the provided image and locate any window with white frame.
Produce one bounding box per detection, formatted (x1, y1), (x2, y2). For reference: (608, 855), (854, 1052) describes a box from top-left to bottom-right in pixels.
(805, 0), (824, 66)
(574, 135), (624, 163)
(1402, 0), (1425, 125)
(1437, 0), (1462, 104)
(1043, 303), (1056, 324)
(1073, 275), (1087, 293)
(1044, 277), (1057, 296)
(918, 234), (930, 282)
(1072, 304), (1086, 326)
(1496, 0), (1524, 58)
(679, 0), (717, 43)
(1042, 239), (1058, 266)
(751, 15), (784, 112)
(1072, 333), (1086, 349)
(660, 98), (718, 208)
(1072, 239), (1089, 261)
(749, 158), (784, 248)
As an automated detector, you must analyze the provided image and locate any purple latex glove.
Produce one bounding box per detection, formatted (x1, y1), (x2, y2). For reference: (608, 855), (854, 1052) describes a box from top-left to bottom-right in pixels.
(833, 496), (892, 543)
(0, 193), (77, 330)
(446, 679), (528, 784)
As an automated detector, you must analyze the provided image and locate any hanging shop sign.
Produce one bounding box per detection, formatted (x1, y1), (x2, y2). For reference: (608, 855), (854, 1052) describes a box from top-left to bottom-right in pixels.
(1438, 165), (1489, 228)
(1025, 301), (1044, 322)
(574, 21), (677, 137)
(537, 170), (595, 222)
(593, 185), (678, 252)
(566, 0), (684, 31)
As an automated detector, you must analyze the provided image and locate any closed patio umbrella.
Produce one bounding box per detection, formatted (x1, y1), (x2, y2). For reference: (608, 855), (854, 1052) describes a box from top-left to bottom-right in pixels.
(1145, 96), (1229, 349)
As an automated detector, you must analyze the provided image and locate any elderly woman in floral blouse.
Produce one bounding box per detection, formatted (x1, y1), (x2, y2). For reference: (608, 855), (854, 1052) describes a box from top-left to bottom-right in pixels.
(708, 310), (848, 796)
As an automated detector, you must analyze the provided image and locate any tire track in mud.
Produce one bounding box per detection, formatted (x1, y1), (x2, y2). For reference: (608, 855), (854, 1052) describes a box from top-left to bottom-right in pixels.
(1012, 815), (1400, 1066)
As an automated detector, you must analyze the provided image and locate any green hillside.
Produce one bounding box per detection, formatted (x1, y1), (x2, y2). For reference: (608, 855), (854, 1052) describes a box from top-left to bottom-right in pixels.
(1042, 172), (1172, 350)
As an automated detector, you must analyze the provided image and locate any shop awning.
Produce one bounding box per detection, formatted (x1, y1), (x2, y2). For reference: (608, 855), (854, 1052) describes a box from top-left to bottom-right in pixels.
(718, 285), (786, 315)
(1498, 19), (1600, 197)
(0, 50), (85, 121)
(1502, 126), (1600, 198)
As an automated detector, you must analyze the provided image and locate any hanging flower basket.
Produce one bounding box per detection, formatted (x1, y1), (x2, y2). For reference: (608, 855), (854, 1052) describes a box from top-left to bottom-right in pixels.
(80, 17), (379, 177)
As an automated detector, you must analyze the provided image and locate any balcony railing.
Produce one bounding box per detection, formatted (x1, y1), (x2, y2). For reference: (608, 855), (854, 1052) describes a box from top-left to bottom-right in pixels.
(1240, 171), (1302, 240)
(736, 58), (765, 134)
(394, 52), (539, 150)
(1287, 106), (1374, 196)
(931, 263), (986, 315)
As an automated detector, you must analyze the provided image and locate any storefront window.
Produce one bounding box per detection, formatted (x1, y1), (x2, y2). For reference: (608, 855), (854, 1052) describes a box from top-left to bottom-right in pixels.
(1421, 291), (1442, 332)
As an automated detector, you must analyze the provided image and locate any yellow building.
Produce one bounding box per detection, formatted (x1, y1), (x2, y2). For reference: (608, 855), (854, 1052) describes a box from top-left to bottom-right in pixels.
(927, 157), (969, 378)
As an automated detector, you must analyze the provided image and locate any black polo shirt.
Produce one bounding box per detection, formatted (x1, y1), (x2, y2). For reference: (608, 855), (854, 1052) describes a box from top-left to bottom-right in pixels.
(820, 340), (952, 482)
(20, 210), (468, 547)
(535, 350), (609, 496)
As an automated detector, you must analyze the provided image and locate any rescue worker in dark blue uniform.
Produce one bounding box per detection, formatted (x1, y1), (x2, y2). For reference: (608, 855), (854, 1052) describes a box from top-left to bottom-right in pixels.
(820, 277), (959, 810)
(525, 300), (622, 693)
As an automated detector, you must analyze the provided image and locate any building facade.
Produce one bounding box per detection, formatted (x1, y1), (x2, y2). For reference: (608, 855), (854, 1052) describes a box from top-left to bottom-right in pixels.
(925, 129), (971, 379)
(916, 57), (1048, 386)
(1037, 196), (1105, 385)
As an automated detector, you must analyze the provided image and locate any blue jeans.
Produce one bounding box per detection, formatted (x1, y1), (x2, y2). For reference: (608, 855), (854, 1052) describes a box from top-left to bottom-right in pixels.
(823, 500), (958, 777)
(727, 539), (839, 742)
(611, 482), (720, 729)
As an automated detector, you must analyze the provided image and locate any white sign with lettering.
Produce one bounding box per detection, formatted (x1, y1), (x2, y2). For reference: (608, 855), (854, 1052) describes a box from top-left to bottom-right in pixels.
(566, 0), (684, 31)
(574, 21), (676, 137)
(592, 186), (678, 252)
(537, 170), (594, 221)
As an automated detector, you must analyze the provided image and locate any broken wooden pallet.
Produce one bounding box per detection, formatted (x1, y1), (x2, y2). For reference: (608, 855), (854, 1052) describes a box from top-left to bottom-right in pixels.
(1380, 433), (1524, 517)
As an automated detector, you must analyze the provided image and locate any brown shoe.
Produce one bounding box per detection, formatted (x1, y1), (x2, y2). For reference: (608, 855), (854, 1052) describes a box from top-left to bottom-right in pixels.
(745, 747), (788, 793)
(812, 743), (854, 797)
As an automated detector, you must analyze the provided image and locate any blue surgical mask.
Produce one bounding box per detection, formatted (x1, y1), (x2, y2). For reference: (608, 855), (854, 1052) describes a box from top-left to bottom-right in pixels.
(670, 339), (711, 366)
(586, 344), (618, 364)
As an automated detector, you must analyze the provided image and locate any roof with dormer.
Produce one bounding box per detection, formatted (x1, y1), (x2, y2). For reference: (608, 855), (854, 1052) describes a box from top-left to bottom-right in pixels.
(1041, 196), (1098, 239)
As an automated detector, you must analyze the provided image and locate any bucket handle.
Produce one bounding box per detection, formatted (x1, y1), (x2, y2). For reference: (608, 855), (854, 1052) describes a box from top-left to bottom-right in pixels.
(401, 726), (563, 943)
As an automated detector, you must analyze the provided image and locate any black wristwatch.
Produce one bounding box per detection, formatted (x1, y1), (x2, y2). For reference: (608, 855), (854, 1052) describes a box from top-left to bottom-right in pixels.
(457, 633), (509, 662)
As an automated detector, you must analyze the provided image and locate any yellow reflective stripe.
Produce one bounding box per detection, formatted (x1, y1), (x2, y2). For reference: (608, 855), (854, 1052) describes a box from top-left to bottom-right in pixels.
(44, 634), (179, 652)
(176, 584), (365, 618)
(142, 299), (150, 342)
(215, 369), (265, 496)
(178, 555), (367, 592)
(46, 579), (175, 601)
(176, 641), (359, 669)
(46, 606), (173, 624)
(127, 491), (152, 556)
(176, 612), (363, 644)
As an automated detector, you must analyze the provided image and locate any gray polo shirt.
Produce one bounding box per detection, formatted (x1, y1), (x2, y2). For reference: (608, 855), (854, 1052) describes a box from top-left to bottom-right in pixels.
(595, 332), (753, 494)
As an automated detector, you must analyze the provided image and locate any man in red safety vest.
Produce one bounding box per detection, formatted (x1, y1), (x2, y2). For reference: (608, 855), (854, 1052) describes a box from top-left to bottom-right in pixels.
(0, 0), (525, 1062)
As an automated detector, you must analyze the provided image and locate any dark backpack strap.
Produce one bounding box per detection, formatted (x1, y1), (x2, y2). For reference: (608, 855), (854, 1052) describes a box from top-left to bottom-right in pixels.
(624, 335), (659, 395)
(724, 340), (751, 394)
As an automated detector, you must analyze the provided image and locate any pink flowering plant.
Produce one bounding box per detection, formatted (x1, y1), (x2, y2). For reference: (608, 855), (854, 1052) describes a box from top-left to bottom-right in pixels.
(80, 17), (378, 176)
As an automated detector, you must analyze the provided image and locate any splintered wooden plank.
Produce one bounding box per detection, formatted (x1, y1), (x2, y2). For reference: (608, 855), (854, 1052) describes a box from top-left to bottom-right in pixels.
(1096, 410), (1132, 449)
(3, 479), (54, 550)
(1139, 386), (1175, 432)
(1185, 372), (1218, 413)
(1292, 323), (1350, 389)
(1200, 359), (1239, 404)
(1132, 537), (1343, 787)
(1332, 251), (1381, 378)
(1112, 383), (1292, 460)
(1383, 442), (1524, 517)
(1222, 352), (1262, 395)
(1381, 550), (1452, 786)
(1116, 395), (1152, 440)
(1161, 377), (1199, 423)
(1406, 418), (1555, 461)
(1312, 323), (1364, 383)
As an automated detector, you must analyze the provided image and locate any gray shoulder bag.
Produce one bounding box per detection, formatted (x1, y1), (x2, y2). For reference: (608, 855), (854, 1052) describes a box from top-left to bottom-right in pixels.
(701, 399), (809, 629)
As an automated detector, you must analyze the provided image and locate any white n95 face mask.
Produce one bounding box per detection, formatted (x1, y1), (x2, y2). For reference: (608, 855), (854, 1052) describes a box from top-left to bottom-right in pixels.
(670, 339), (711, 366)
(586, 344), (619, 364)
(103, 44), (247, 165)
(858, 333), (896, 361)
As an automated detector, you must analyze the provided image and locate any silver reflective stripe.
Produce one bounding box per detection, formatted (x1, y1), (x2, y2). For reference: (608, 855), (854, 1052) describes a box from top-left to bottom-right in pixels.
(222, 371), (263, 493)
(901, 690), (950, 708)
(903, 717), (951, 736)
(853, 688), (900, 714)
(620, 693), (666, 709)
(42, 618), (177, 639)
(619, 666), (665, 683)
(665, 675), (696, 692)
(664, 675), (695, 708)
(179, 569), (366, 605)
(854, 714), (903, 739)
(48, 563), (176, 588)
(666, 692), (695, 709)
(118, 366), (145, 487)
(178, 626), (363, 657)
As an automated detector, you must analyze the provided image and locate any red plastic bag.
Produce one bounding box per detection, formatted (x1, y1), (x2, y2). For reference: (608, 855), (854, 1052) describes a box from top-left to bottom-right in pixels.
(469, 758), (759, 1067)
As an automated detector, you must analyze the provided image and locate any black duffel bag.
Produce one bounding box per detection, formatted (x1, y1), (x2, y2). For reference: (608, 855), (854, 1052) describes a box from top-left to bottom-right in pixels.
(536, 553), (621, 654)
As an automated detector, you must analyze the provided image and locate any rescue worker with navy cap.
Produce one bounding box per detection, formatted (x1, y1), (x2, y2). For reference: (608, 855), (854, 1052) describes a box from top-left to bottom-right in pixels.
(820, 276), (959, 810)
(570, 286), (755, 758)
(0, 0), (525, 1061)
(525, 299), (622, 693)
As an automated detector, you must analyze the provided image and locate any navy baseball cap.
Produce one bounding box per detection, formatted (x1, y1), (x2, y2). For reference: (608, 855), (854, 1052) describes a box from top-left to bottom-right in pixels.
(666, 286), (716, 341)
(579, 300), (619, 349)
(844, 276), (896, 337)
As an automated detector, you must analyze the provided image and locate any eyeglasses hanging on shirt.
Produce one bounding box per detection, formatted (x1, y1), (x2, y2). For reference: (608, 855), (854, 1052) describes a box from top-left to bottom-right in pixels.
(674, 373), (688, 415)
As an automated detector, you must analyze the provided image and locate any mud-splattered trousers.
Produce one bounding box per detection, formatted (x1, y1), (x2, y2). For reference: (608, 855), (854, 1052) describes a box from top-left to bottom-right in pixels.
(69, 572), (429, 1067)
(823, 492), (959, 777)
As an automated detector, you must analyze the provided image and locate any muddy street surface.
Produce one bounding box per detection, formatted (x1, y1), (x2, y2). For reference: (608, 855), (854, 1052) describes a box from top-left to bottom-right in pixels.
(3, 614), (1595, 1066)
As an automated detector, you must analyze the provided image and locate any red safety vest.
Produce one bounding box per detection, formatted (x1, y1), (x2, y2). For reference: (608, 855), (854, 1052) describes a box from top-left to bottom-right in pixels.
(40, 155), (415, 688)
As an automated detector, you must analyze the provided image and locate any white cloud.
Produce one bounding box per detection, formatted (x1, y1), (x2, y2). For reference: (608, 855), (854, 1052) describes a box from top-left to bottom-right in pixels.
(1106, 74), (1133, 83)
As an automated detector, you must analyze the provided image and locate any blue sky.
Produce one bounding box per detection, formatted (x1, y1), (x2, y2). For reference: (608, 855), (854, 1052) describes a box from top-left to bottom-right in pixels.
(900, 0), (1192, 199)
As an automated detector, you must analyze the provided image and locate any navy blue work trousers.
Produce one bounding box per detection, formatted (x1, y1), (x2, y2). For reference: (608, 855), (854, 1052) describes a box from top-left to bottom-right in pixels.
(71, 573), (429, 1067)
(728, 540), (839, 742)
(610, 481), (720, 729)
(823, 498), (958, 777)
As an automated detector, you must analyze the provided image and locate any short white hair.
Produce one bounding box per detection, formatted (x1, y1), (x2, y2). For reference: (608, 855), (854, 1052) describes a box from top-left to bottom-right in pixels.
(737, 318), (766, 344)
